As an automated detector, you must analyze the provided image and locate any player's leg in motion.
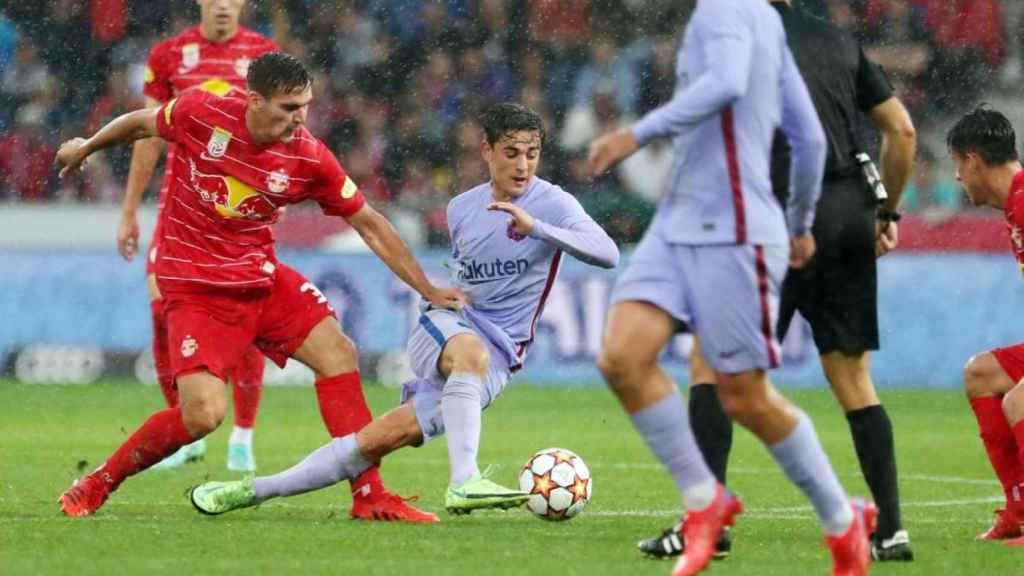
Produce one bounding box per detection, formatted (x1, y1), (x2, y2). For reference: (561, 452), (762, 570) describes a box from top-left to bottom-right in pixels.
(435, 333), (528, 514)
(599, 302), (740, 576)
(288, 317), (437, 523)
(189, 400), (426, 515)
(226, 345), (264, 472)
(148, 275), (207, 470)
(822, 351), (911, 560)
(964, 349), (1024, 541)
(637, 338), (733, 560)
(59, 370), (228, 516)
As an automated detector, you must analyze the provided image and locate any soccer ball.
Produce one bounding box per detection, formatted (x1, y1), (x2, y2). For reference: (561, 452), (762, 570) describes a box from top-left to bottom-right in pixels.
(518, 448), (592, 521)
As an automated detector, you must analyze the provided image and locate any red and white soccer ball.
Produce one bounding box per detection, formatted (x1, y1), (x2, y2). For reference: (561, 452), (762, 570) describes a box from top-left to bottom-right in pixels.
(519, 448), (592, 521)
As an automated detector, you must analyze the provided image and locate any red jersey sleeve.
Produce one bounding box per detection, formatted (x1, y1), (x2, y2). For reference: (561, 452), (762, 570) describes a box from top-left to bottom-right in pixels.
(311, 141), (366, 218)
(154, 90), (206, 145)
(143, 41), (174, 103)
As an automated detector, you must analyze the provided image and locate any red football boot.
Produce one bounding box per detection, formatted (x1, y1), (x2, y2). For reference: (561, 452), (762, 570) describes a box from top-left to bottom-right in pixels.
(670, 484), (743, 576)
(826, 498), (878, 576)
(59, 474), (112, 517)
(977, 508), (1023, 541)
(350, 489), (440, 524)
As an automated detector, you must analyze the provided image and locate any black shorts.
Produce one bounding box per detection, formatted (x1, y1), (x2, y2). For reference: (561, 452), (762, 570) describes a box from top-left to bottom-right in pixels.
(777, 176), (879, 355)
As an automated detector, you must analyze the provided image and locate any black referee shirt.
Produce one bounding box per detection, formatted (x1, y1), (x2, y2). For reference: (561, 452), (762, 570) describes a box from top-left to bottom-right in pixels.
(771, 1), (893, 203)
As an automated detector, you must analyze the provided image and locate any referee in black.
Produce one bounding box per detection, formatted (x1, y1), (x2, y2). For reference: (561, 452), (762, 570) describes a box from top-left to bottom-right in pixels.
(638, 0), (917, 562)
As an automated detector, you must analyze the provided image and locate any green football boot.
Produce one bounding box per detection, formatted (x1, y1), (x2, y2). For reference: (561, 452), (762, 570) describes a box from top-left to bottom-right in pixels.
(444, 467), (529, 515)
(189, 477), (256, 515)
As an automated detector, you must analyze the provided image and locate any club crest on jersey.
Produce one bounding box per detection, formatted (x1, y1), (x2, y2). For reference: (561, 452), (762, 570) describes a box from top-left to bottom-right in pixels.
(234, 57), (251, 78)
(182, 43), (200, 70)
(266, 170), (290, 194)
(181, 335), (198, 358)
(507, 221), (526, 241)
(206, 127), (232, 158)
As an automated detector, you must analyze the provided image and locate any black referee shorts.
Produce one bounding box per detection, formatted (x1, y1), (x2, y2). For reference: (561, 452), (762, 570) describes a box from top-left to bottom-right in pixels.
(777, 176), (879, 355)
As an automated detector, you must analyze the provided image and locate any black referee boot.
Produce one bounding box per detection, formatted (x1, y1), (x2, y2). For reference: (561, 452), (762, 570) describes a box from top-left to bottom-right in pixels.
(637, 522), (732, 560)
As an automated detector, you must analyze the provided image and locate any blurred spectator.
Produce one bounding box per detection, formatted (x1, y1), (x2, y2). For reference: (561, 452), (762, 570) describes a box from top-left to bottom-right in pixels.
(570, 35), (637, 117)
(617, 139), (672, 204)
(861, 0), (931, 111)
(566, 152), (651, 244)
(636, 33), (676, 115)
(900, 144), (961, 216)
(560, 83), (634, 153)
(0, 104), (54, 202)
(328, 4), (378, 93)
(1, 39), (52, 117)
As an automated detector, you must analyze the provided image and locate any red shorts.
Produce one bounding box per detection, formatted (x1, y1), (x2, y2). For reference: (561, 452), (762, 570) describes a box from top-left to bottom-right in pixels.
(993, 343), (1024, 383)
(164, 263), (334, 382)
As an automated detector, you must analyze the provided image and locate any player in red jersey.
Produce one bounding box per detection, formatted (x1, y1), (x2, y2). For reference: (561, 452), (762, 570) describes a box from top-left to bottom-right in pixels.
(948, 107), (1024, 544)
(56, 53), (465, 522)
(117, 0), (278, 472)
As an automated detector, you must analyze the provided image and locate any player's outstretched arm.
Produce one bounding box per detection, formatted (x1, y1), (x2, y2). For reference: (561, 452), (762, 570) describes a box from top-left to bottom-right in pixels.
(56, 107), (161, 179)
(346, 204), (467, 309)
(118, 96), (166, 261)
(488, 201), (619, 268)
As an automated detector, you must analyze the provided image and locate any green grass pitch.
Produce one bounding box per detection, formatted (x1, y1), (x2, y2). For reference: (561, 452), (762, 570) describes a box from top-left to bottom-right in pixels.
(0, 380), (1018, 575)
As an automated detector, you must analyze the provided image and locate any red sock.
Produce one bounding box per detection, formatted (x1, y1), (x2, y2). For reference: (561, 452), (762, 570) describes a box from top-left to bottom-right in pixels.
(314, 372), (383, 497)
(97, 406), (194, 489)
(231, 346), (264, 429)
(151, 299), (178, 407)
(971, 397), (1024, 506)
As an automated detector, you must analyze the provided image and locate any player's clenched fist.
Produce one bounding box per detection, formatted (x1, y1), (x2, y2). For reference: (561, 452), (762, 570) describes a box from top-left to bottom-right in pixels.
(789, 234), (817, 268)
(55, 137), (90, 178)
(488, 201), (535, 236)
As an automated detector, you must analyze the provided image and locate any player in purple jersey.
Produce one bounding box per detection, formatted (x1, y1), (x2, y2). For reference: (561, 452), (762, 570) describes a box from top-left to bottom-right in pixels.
(588, 1), (874, 575)
(187, 103), (619, 518)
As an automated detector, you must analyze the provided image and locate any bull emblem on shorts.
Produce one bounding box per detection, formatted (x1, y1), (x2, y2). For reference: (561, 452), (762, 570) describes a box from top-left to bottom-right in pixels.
(181, 335), (198, 358)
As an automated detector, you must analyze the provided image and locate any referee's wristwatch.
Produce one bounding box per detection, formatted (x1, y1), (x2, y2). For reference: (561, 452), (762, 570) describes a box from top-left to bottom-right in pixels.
(876, 208), (902, 223)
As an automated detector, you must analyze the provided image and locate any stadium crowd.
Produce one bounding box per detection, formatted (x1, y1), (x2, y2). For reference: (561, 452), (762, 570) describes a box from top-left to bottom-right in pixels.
(0, 0), (1017, 244)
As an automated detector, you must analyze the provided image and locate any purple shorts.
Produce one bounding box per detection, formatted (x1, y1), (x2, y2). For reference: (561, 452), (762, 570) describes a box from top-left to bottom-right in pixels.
(611, 230), (787, 373)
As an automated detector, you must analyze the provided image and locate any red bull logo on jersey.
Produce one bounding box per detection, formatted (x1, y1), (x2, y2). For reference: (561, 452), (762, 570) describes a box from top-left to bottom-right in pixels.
(189, 160), (277, 220)
(198, 78), (233, 97)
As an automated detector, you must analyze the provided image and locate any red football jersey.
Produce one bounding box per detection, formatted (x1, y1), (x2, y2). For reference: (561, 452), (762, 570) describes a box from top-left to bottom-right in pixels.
(144, 26), (277, 204)
(153, 90), (366, 291)
(144, 26), (278, 103)
(1005, 170), (1024, 275)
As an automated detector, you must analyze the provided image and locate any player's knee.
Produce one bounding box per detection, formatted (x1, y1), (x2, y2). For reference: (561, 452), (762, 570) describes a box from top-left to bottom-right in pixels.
(181, 400), (225, 437)
(964, 353), (998, 398)
(445, 335), (490, 378)
(318, 332), (360, 377)
(597, 344), (639, 385)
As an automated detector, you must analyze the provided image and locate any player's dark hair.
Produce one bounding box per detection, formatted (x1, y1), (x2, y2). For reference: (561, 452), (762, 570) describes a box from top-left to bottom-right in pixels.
(947, 106), (1019, 165)
(479, 103), (546, 147)
(247, 52), (312, 98)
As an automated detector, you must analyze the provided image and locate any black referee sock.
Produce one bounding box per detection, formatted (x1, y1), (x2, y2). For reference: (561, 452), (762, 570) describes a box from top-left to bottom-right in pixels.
(846, 404), (902, 540)
(689, 383), (733, 485)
